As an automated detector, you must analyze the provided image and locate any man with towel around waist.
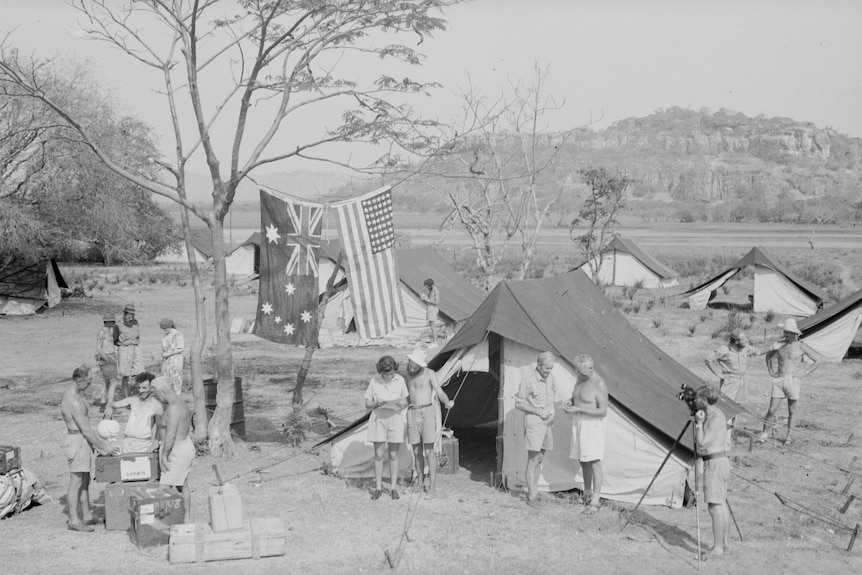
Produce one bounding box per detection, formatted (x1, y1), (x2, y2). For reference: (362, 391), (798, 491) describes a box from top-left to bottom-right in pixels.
(60, 366), (120, 532)
(405, 349), (454, 499)
(564, 355), (608, 514)
(151, 377), (194, 516)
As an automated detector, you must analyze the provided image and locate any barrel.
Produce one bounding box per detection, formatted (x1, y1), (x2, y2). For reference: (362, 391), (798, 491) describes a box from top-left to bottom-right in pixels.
(203, 377), (246, 437)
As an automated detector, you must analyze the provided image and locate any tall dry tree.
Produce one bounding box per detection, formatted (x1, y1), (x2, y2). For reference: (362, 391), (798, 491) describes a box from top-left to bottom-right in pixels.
(570, 167), (632, 284)
(0, 0), (454, 455)
(408, 65), (578, 291)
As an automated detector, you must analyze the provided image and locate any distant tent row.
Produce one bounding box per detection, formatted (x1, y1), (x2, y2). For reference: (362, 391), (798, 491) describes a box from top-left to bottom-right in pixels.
(0, 259), (68, 316)
(318, 271), (744, 506)
(155, 228), (213, 264)
(682, 246), (827, 316)
(577, 236), (679, 289)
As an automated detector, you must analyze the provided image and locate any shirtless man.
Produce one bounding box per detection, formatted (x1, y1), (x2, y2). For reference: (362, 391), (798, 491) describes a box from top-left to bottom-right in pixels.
(60, 366), (120, 532)
(758, 318), (823, 444)
(151, 377), (194, 516)
(564, 355), (608, 514)
(404, 349), (454, 498)
(694, 385), (731, 557)
(515, 351), (556, 506)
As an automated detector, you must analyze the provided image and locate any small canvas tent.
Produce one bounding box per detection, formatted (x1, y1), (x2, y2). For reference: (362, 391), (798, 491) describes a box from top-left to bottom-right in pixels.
(318, 272), (742, 506)
(578, 235), (678, 288)
(796, 288), (862, 362)
(155, 228), (213, 264)
(225, 232), (261, 277)
(682, 246), (827, 316)
(316, 241), (485, 341)
(0, 259), (68, 315)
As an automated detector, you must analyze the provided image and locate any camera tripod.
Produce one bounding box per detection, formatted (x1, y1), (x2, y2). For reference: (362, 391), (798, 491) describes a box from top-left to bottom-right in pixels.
(620, 418), (742, 571)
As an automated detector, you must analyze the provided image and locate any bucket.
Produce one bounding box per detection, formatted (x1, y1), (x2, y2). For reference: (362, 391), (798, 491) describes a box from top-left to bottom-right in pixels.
(203, 377), (246, 437)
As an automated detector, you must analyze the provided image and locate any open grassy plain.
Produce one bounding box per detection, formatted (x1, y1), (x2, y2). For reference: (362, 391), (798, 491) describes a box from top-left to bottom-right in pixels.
(1, 224), (861, 574)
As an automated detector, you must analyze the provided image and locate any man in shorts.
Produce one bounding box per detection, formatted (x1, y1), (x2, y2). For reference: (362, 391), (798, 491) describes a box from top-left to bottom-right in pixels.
(364, 356), (409, 500)
(758, 318), (823, 445)
(94, 312), (118, 412)
(60, 366), (120, 531)
(419, 278), (440, 345)
(563, 355), (608, 514)
(514, 351), (556, 506)
(112, 303), (143, 405)
(694, 385), (731, 557)
(151, 377), (194, 518)
(405, 349), (454, 499)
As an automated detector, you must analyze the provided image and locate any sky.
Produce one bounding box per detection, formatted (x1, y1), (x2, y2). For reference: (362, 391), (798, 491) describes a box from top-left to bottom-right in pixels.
(3, 0), (862, 175)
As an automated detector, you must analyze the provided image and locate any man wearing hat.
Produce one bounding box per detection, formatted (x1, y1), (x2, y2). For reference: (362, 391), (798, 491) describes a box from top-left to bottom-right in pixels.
(405, 348), (454, 498)
(94, 313), (118, 412)
(111, 303), (143, 411)
(758, 318), (823, 445)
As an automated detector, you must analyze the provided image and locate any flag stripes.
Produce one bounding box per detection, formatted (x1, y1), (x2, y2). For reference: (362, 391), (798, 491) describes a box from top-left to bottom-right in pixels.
(333, 186), (405, 339)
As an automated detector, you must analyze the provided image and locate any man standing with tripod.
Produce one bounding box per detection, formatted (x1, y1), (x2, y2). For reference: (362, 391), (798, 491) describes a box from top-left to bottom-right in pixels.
(694, 385), (731, 557)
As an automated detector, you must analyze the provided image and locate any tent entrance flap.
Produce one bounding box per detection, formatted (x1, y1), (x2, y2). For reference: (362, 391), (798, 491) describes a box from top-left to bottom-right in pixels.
(442, 334), (501, 428)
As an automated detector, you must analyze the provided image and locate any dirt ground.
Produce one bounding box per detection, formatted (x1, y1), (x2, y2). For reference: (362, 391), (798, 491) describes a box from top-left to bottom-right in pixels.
(2, 258), (862, 575)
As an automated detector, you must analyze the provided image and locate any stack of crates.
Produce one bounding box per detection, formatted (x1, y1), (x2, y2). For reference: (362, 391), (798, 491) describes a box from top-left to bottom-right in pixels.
(95, 452), (161, 531)
(0, 445), (21, 476)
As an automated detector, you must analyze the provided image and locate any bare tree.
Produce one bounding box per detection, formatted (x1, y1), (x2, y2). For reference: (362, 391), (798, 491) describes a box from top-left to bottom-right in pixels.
(408, 64), (578, 291)
(1, 0), (453, 455)
(570, 167), (632, 284)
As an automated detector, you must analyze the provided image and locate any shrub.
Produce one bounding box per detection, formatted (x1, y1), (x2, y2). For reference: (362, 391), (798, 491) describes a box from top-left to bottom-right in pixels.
(711, 311), (743, 339)
(764, 310), (775, 323)
(652, 317), (663, 328)
(687, 325), (697, 337)
(612, 298), (624, 309)
(721, 284), (731, 295)
(645, 299), (656, 311)
(699, 312), (711, 323)
(631, 302), (641, 314)
(748, 313), (756, 326)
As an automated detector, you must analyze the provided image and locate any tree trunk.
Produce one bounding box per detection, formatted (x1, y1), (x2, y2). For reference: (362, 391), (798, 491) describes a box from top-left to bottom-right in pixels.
(293, 251), (343, 410)
(207, 217), (235, 457)
(178, 205), (208, 443)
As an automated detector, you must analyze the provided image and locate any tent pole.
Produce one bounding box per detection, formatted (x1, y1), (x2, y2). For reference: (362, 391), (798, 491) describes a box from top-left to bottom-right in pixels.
(693, 424), (702, 572)
(495, 337), (505, 488)
(620, 419), (691, 532)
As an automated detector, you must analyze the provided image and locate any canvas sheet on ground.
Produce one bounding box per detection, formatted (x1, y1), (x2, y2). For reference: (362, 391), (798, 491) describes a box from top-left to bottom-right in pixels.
(501, 341), (689, 507)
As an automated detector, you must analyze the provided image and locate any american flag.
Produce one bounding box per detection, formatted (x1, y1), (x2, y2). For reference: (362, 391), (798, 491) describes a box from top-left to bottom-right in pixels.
(332, 186), (405, 339)
(253, 190), (323, 347)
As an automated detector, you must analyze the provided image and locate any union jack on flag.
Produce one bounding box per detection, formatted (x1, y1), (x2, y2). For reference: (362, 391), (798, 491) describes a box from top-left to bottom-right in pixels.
(253, 190), (323, 347)
(332, 185), (405, 340)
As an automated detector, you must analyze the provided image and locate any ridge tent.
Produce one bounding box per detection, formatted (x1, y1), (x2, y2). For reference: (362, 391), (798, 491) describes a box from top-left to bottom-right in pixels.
(577, 235), (679, 288)
(318, 271), (743, 506)
(225, 232), (261, 277)
(316, 242), (485, 342)
(796, 287), (862, 362)
(0, 259), (68, 315)
(682, 246), (827, 316)
(155, 228), (213, 264)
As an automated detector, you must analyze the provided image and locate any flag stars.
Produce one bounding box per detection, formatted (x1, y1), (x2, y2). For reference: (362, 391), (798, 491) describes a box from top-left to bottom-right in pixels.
(261, 302), (273, 315)
(285, 283), (296, 295)
(284, 323), (295, 336)
(274, 316), (282, 324)
(300, 310), (313, 323)
(265, 223), (281, 244)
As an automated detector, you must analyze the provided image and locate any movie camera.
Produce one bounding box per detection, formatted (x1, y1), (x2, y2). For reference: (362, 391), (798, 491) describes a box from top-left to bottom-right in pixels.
(676, 383), (700, 417)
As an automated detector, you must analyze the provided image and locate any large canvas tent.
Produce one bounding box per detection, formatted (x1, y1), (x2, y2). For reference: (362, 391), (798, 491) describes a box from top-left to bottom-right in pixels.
(318, 271), (742, 506)
(682, 246), (827, 316)
(796, 288), (862, 362)
(0, 259), (68, 315)
(317, 242), (485, 342)
(155, 228), (213, 264)
(225, 232), (261, 277)
(578, 235), (678, 288)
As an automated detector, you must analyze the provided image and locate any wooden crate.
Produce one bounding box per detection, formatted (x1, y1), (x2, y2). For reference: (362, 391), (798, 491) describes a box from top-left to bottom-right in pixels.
(208, 483), (244, 531)
(0, 445), (21, 475)
(104, 480), (157, 531)
(437, 437), (459, 474)
(129, 486), (186, 547)
(94, 452), (159, 483)
(169, 518), (286, 564)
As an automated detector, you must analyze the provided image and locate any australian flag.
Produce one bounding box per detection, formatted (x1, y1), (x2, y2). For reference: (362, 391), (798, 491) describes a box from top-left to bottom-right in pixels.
(253, 190), (323, 347)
